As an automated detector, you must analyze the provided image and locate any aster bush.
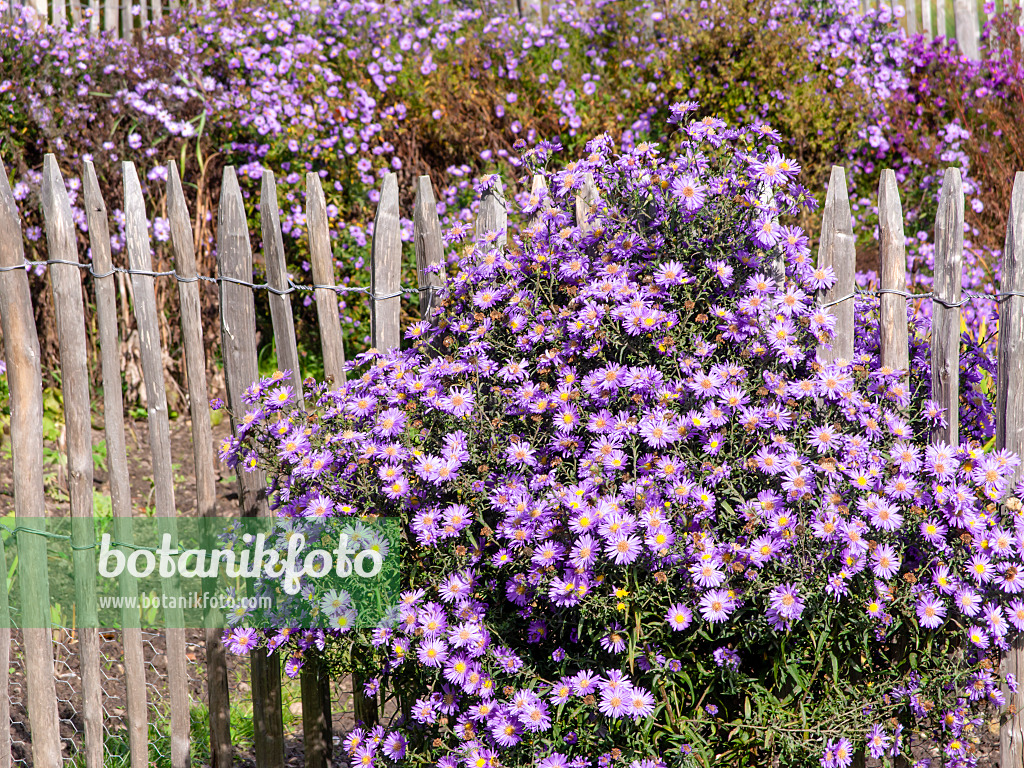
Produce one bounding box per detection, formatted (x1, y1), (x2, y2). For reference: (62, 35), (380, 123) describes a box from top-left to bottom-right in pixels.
(227, 112), (1024, 768)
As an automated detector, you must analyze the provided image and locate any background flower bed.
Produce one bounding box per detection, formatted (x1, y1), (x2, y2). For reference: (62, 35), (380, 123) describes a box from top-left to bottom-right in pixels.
(0, 0), (955, 393)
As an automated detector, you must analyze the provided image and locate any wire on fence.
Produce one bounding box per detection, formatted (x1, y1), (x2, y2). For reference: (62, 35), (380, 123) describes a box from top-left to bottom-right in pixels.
(819, 286), (1024, 309)
(0, 258), (429, 301)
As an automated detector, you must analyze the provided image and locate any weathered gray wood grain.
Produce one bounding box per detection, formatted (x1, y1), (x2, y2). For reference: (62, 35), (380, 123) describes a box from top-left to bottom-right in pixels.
(878, 169), (909, 374)
(83, 160), (149, 768)
(999, 171), (1024, 768)
(953, 0), (979, 60)
(217, 166), (286, 768)
(371, 172), (402, 352)
(475, 175), (507, 249)
(166, 162), (234, 768)
(123, 161), (191, 768)
(261, 170), (304, 405)
(575, 172), (599, 235)
(0, 157), (61, 768)
(414, 175), (444, 319)
(931, 167), (963, 447)
(816, 165), (856, 365)
(307, 172), (347, 386)
(41, 155), (103, 768)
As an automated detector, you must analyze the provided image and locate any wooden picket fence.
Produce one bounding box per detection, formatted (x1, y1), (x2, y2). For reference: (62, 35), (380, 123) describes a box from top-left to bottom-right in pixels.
(1, 147), (1023, 765)
(0, 152), (507, 768)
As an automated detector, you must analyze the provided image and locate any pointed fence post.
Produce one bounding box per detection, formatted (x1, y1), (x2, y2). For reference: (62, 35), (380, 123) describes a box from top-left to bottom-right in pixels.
(371, 173), (401, 353)
(475, 175), (507, 249)
(0, 157), (62, 768)
(218, 166), (286, 768)
(999, 172), (1024, 768)
(260, 171), (304, 403)
(166, 162), (234, 768)
(307, 172), (347, 386)
(816, 166), (856, 366)
(931, 168), (964, 447)
(413, 175), (444, 319)
(41, 155), (104, 768)
(878, 170), (909, 374)
(83, 160), (149, 768)
(123, 161), (191, 768)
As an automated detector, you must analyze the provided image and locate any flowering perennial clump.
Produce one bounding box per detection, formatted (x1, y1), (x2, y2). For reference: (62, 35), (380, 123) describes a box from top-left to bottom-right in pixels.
(229, 113), (1022, 768)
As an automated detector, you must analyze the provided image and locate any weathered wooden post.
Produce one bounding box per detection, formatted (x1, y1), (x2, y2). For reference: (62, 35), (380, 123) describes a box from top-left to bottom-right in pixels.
(413, 176), (444, 319)
(931, 168), (964, 446)
(41, 154), (104, 768)
(0, 157), (62, 768)
(878, 169), (910, 373)
(998, 171), (1024, 768)
(816, 166), (856, 365)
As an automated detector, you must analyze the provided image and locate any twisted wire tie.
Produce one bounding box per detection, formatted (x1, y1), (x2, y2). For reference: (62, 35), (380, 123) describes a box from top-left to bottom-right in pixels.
(0, 259), (428, 300)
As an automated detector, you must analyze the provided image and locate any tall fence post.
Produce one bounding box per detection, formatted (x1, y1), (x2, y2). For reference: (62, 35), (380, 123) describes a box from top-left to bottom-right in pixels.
(878, 169), (909, 373)
(83, 160), (149, 768)
(307, 172), (347, 387)
(41, 154), (104, 768)
(218, 166), (286, 768)
(816, 165), (856, 366)
(906, 0), (917, 34)
(0, 157), (62, 768)
(167, 162), (234, 768)
(414, 176), (444, 319)
(932, 168), (964, 446)
(922, 0), (932, 36)
(998, 171), (1024, 768)
(937, 0), (946, 40)
(476, 175), (507, 248)
(371, 172), (401, 354)
(123, 161), (191, 768)
(260, 171), (304, 403)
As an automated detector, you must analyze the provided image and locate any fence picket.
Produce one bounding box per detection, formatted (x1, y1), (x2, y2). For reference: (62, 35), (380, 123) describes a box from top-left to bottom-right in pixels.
(41, 154), (104, 768)
(414, 175), (444, 319)
(878, 169), (909, 373)
(953, 0), (979, 59)
(260, 170), (304, 404)
(167, 162), (234, 768)
(906, 0), (917, 34)
(998, 171), (1024, 768)
(371, 172), (401, 353)
(923, 0), (932, 36)
(83, 160), (150, 768)
(816, 165), (856, 365)
(475, 175), (507, 248)
(0, 157), (62, 768)
(937, 0), (946, 39)
(575, 172), (599, 234)
(307, 172), (347, 386)
(123, 161), (191, 768)
(931, 168), (964, 446)
(218, 166), (287, 768)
